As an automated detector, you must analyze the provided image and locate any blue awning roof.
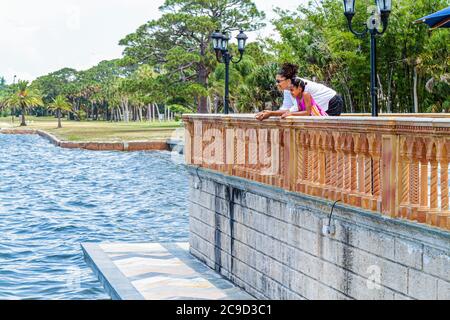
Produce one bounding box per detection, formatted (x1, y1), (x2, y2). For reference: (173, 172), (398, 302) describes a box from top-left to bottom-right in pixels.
(415, 6), (450, 29)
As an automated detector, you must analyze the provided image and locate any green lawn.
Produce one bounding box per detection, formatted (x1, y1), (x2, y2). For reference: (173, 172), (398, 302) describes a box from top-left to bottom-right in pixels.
(0, 116), (184, 142)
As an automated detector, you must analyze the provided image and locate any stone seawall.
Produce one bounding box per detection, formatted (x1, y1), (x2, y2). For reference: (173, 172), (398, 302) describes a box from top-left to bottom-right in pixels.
(187, 166), (450, 300)
(0, 129), (170, 152)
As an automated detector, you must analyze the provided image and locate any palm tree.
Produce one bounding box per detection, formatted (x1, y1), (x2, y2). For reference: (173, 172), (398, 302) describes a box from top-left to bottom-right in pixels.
(47, 95), (72, 128)
(2, 80), (43, 126)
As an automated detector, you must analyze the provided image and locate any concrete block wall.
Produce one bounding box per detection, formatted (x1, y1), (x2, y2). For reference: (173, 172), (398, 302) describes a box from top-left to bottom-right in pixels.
(187, 166), (450, 300)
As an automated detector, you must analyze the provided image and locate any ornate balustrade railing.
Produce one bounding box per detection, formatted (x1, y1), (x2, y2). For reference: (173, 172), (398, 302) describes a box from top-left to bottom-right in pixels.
(183, 114), (450, 230)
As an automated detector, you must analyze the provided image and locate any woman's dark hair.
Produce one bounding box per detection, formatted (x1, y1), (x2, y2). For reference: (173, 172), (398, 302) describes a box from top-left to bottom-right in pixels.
(277, 63), (299, 80)
(291, 77), (307, 91)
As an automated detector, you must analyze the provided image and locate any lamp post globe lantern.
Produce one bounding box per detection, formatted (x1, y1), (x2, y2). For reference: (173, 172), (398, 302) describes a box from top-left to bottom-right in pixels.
(376, 0), (392, 13)
(376, 0), (392, 23)
(211, 30), (223, 52)
(211, 29), (248, 115)
(343, 0), (392, 117)
(221, 32), (230, 51)
(343, 0), (356, 20)
(236, 30), (248, 54)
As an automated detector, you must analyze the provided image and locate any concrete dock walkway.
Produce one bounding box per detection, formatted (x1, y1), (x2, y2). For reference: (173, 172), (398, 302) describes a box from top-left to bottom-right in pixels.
(82, 242), (253, 300)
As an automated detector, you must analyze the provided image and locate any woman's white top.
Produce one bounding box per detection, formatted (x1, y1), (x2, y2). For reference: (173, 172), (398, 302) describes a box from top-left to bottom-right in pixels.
(280, 90), (299, 112)
(299, 78), (336, 111)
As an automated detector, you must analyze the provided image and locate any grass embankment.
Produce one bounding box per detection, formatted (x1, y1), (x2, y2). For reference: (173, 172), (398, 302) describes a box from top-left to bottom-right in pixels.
(0, 116), (183, 142)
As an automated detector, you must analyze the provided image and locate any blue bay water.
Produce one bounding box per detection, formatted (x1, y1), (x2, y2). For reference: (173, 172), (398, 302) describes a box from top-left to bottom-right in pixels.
(0, 134), (189, 299)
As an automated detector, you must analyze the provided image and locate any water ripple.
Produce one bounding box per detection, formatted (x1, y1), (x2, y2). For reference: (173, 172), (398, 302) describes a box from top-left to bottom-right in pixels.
(0, 134), (189, 299)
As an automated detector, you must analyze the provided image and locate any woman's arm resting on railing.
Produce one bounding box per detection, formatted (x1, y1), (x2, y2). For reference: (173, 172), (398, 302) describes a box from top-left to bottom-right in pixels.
(281, 111), (309, 119)
(255, 110), (287, 121)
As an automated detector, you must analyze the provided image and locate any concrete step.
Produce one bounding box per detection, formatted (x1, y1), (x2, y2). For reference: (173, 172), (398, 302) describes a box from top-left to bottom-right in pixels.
(82, 242), (253, 300)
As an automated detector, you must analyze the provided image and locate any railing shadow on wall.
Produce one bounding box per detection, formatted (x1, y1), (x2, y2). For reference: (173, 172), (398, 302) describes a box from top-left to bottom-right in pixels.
(183, 114), (450, 231)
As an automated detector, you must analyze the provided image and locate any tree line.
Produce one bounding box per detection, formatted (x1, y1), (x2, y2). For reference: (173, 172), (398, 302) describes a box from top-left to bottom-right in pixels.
(1, 0), (449, 126)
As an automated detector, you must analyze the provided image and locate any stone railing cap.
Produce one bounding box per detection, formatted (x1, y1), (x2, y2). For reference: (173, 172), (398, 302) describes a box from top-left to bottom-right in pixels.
(182, 114), (450, 125)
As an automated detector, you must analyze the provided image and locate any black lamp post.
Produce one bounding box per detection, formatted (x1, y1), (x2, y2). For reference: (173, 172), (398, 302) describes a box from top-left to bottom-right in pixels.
(211, 30), (248, 114)
(343, 0), (392, 117)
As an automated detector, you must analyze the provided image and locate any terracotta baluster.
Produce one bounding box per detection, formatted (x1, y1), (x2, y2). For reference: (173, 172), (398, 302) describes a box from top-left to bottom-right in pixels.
(296, 131), (305, 193)
(440, 159), (449, 210)
(418, 141), (429, 223)
(405, 139), (420, 221)
(373, 156), (381, 211)
(342, 136), (352, 204)
(235, 127), (245, 178)
(425, 141), (438, 226)
(356, 150), (365, 196)
(274, 128), (283, 187)
(304, 133), (312, 194)
(335, 134), (345, 202)
(184, 121), (193, 165)
(282, 127), (295, 190)
(301, 132), (308, 193)
(429, 159), (438, 225)
(318, 132), (328, 198)
(323, 134), (333, 199)
(248, 129), (258, 174)
(225, 123), (234, 176)
(208, 124), (215, 171)
(215, 124), (223, 171)
(356, 135), (368, 208)
(368, 135), (382, 212)
(193, 120), (203, 165)
(210, 123), (216, 170)
(349, 135), (360, 207)
(437, 141), (449, 229)
(350, 144), (358, 191)
(362, 154), (372, 210)
(409, 161), (420, 221)
(399, 145), (410, 218)
(329, 135), (339, 201)
(330, 133), (338, 200)
(311, 133), (320, 196)
(220, 125), (227, 173)
(380, 135), (399, 217)
(304, 132), (314, 195)
(244, 126), (250, 180)
(257, 128), (267, 184)
(232, 125), (239, 177)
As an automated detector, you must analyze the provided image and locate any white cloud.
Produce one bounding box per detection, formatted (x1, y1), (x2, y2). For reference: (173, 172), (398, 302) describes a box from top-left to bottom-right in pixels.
(0, 0), (306, 84)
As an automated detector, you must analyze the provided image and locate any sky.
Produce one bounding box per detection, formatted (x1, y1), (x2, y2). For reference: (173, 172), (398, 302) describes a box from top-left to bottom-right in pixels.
(0, 0), (305, 84)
